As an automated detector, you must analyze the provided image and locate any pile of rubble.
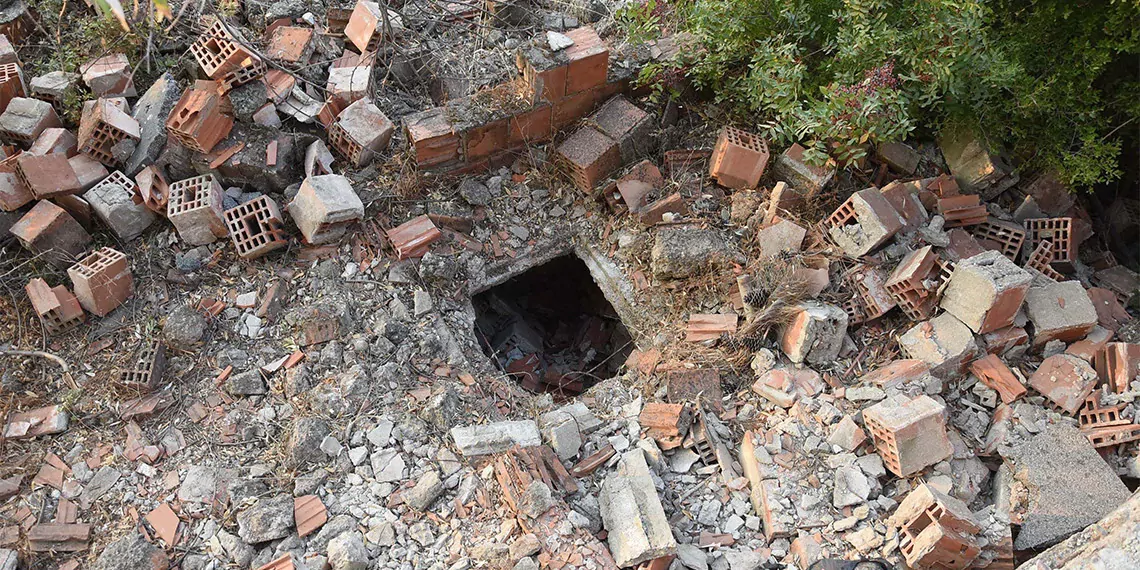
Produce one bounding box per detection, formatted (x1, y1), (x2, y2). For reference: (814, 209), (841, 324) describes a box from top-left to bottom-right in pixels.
(0, 1), (1138, 570)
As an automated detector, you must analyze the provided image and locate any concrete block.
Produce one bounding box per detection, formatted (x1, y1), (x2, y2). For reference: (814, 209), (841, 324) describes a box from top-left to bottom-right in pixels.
(940, 250), (1032, 333)
(591, 95), (654, 164)
(651, 227), (731, 280)
(771, 143), (835, 196)
(84, 171), (155, 241)
(450, 420), (541, 456)
(898, 313), (978, 377)
(876, 141), (920, 175)
(1024, 281), (1097, 347)
(539, 411), (581, 461)
(599, 449), (677, 567)
(826, 187), (905, 257)
(938, 123), (1016, 200)
(779, 301), (848, 365)
(288, 174), (364, 244)
(755, 217), (806, 260)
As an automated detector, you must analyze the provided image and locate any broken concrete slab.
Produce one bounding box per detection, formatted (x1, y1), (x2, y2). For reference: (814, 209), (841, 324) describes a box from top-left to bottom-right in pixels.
(237, 494), (295, 544)
(124, 72), (181, 176)
(1024, 280), (1098, 347)
(897, 312), (978, 377)
(1000, 422), (1130, 550)
(598, 449), (677, 567)
(451, 420), (541, 456)
(651, 227), (733, 279)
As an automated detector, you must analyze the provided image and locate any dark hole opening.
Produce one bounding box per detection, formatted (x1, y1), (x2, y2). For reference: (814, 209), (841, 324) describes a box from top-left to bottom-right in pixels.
(473, 255), (633, 398)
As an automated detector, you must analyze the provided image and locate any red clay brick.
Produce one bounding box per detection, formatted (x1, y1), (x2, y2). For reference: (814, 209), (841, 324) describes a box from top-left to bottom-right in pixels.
(507, 103), (553, 145)
(968, 354), (1026, 404)
(28, 127), (77, 157)
(1028, 354), (1098, 415)
(15, 153), (81, 199)
(404, 107), (460, 169)
(387, 215), (441, 260)
(1096, 343), (1140, 394)
(166, 82), (234, 154)
(77, 98), (140, 167)
(266, 26), (315, 64)
(167, 174), (227, 245)
(191, 20), (258, 79)
(134, 165), (169, 215)
(327, 99), (394, 167)
(118, 339), (166, 393)
(345, 0), (394, 52)
(555, 126), (619, 194)
(563, 27), (609, 95)
(225, 195), (288, 259)
(9, 200), (91, 266)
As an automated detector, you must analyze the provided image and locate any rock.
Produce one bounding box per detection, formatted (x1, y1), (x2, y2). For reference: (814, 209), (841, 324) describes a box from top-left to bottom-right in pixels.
(451, 421), (541, 456)
(163, 304), (207, 350)
(229, 80), (269, 123)
(80, 466), (122, 507)
(213, 529), (254, 567)
(367, 419), (394, 447)
(509, 533), (541, 561)
(669, 449), (701, 473)
(650, 227), (731, 280)
(408, 521), (435, 547)
(518, 480), (553, 518)
(405, 469), (443, 511)
(289, 418), (330, 465)
(420, 386), (459, 429)
(310, 515), (357, 552)
(227, 370), (267, 395)
(328, 531), (369, 570)
(370, 448), (407, 483)
(513, 558), (539, 570)
(125, 72), (181, 175)
(676, 544), (708, 570)
(832, 465), (870, 508)
(458, 178), (493, 206)
(598, 449), (677, 567)
(176, 466), (235, 505)
(1000, 422), (1131, 549)
(827, 416), (866, 452)
(237, 494), (294, 544)
(92, 532), (169, 570)
(547, 31), (573, 51)
(724, 551), (766, 570)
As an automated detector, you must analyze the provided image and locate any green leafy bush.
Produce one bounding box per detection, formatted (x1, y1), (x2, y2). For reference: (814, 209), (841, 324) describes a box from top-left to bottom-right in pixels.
(620, 0), (1138, 189)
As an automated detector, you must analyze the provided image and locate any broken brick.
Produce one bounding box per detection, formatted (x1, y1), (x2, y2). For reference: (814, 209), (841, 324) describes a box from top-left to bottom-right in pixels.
(898, 313), (978, 377)
(639, 402), (691, 450)
(387, 215), (442, 260)
(0, 166), (30, 210)
(891, 484), (981, 570)
(1024, 240), (1065, 282)
(325, 66), (371, 111)
(134, 165), (169, 215)
(404, 107), (460, 169)
(1028, 354), (1098, 415)
(225, 195), (288, 259)
(294, 495), (328, 538)
(968, 354), (1026, 404)
(28, 127), (77, 157)
(0, 97), (60, 144)
(842, 265), (896, 325)
(860, 359), (931, 389)
(3, 404), (68, 439)
(77, 98), (140, 167)
(772, 143), (835, 197)
(266, 26), (315, 64)
(15, 153), (82, 199)
(69, 154), (109, 191)
(880, 180), (929, 230)
(144, 503), (180, 546)
(885, 245), (940, 320)
(970, 217), (1025, 261)
(191, 20), (259, 80)
(84, 170), (156, 241)
(1024, 280), (1098, 347)
(863, 394), (953, 477)
(1024, 217), (1075, 268)
(779, 301), (848, 366)
(685, 314), (738, 343)
(327, 99), (394, 167)
(345, 0), (400, 52)
(167, 174), (228, 246)
(709, 126), (769, 190)
(27, 523), (90, 552)
(25, 277), (85, 335)
(937, 194), (988, 228)
(9, 200), (92, 267)
(1096, 343), (1140, 394)
(80, 53), (134, 97)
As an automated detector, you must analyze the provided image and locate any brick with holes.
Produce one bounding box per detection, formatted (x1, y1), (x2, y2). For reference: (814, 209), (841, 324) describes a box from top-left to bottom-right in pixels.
(327, 99), (393, 168)
(167, 174), (227, 245)
(77, 99), (140, 167)
(885, 246), (941, 320)
(1028, 354), (1098, 415)
(591, 96), (654, 164)
(898, 313), (978, 378)
(863, 394), (953, 477)
(15, 153), (81, 199)
(80, 53), (135, 97)
(166, 82), (234, 154)
(889, 484), (981, 570)
(0, 60), (24, 113)
(970, 217), (1025, 260)
(937, 194), (988, 228)
(118, 340), (166, 393)
(68, 247), (133, 317)
(556, 126), (619, 194)
(225, 195), (288, 259)
(826, 187), (904, 257)
(0, 97), (62, 144)
(288, 174), (364, 245)
(709, 126), (769, 190)
(83, 171), (155, 241)
(345, 0), (404, 52)
(1024, 280), (1097, 347)
(25, 278), (84, 335)
(940, 250), (1033, 334)
(1024, 217), (1075, 268)
(1024, 240), (1065, 281)
(218, 57), (266, 93)
(843, 265), (896, 325)
(779, 301), (848, 365)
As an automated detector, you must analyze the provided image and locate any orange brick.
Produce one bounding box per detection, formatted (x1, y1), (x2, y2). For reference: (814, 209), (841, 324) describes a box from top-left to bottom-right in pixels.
(968, 355), (1026, 404)
(67, 247), (133, 317)
(709, 126), (769, 189)
(563, 27), (609, 95)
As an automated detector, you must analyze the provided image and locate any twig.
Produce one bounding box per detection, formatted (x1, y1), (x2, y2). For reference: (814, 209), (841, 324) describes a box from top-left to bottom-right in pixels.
(0, 350), (79, 389)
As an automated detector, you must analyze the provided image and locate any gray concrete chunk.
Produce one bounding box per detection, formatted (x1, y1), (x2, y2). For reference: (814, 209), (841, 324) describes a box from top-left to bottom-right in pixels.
(450, 420), (541, 456)
(598, 449), (677, 567)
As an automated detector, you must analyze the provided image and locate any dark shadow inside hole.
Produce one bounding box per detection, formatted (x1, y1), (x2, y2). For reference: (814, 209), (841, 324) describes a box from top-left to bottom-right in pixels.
(473, 255), (633, 398)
